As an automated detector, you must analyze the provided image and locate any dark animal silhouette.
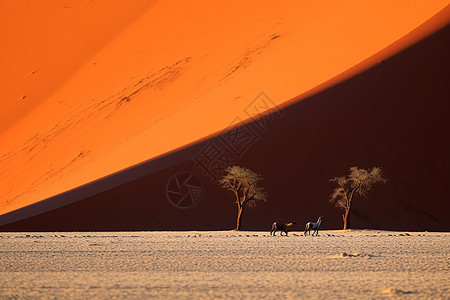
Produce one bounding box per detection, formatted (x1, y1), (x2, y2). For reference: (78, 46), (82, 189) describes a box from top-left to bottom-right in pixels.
(270, 221), (296, 236)
(304, 216), (324, 236)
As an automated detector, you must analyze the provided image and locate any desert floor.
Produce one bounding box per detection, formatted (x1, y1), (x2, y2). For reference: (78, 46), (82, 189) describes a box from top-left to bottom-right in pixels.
(0, 230), (448, 299)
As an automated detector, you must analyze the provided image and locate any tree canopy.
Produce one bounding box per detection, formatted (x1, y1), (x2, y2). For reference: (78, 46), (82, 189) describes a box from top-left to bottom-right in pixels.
(219, 166), (267, 230)
(330, 166), (387, 229)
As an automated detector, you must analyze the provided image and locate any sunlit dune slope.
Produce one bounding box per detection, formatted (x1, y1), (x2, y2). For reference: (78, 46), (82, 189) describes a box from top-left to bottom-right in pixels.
(0, 0), (155, 133)
(0, 1), (448, 216)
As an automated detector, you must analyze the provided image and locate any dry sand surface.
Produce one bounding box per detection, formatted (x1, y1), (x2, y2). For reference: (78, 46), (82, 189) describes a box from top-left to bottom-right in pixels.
(1, 230), (448, 299)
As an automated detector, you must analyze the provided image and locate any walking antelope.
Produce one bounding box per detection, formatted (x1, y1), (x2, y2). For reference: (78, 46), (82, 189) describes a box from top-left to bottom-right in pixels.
(270, 221), (296, 236)
(304, 216), (324, 236)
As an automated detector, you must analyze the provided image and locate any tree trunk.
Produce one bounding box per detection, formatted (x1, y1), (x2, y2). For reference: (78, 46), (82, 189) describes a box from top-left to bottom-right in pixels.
(342, 186), (359, 230)
(342, 210), (350, 230)
(235, 205), (244, 230)
(342, 199), (353, 230)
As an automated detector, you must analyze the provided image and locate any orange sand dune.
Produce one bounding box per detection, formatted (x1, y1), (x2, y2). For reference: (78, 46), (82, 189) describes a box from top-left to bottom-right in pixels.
(1, 22), (448, 231)
(0, 0), (155, 133)
(0, 1), (449, 224)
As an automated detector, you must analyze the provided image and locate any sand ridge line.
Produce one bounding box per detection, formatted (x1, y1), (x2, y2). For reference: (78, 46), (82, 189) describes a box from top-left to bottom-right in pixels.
(220, 31), (282, 82)
(93, 57), (192, 119)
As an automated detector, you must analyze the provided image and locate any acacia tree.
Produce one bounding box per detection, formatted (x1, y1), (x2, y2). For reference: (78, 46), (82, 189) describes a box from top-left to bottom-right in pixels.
(330, 167), (386, 230)
(219, 166), (267, 230)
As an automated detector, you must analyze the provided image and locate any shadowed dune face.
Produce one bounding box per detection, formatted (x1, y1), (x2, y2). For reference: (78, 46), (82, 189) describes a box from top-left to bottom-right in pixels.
(1, 24), (449, 231)
(0, 2), (449, 230)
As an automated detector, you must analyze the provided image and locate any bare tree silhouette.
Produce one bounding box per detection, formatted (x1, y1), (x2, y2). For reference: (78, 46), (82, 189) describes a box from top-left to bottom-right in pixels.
(219, 166), (267, 230)
(330, 167), (387, 230)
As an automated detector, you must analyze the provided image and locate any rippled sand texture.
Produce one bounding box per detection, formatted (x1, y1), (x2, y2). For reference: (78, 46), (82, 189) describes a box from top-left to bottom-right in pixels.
(1, 230), (449, 299)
